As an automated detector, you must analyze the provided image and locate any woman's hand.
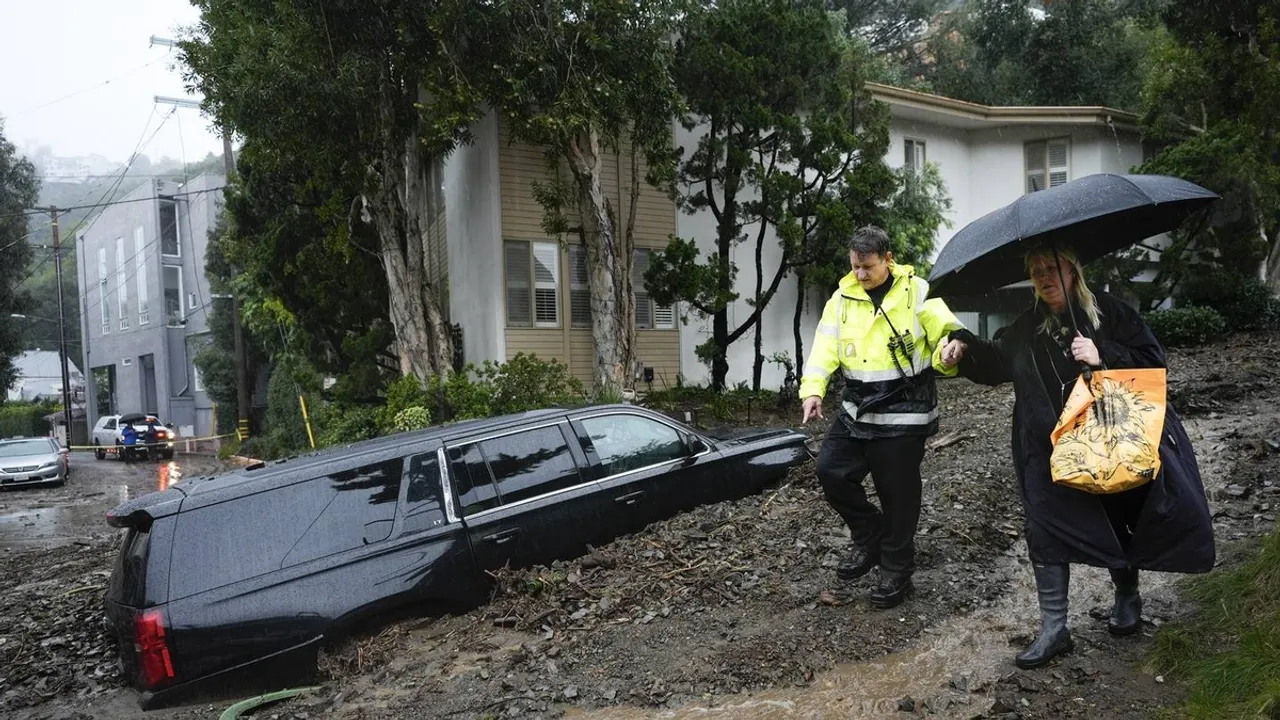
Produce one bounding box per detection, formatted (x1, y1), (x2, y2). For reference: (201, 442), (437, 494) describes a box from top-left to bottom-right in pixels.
(1071, 333), (1101, 367)
(941, 338), (967, 368)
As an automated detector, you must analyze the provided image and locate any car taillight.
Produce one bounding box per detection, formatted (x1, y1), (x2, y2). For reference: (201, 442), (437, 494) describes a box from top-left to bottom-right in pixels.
(134, 610), (175, 689)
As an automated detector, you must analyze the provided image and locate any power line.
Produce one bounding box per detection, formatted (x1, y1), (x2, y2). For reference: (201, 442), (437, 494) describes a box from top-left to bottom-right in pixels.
(9, 55), (171, 117)
(1, 186), (227, 223)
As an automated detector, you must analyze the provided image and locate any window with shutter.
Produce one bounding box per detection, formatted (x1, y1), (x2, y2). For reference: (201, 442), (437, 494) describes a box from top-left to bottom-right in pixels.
(1048, 139), (1070, 188)
(904, 138), (926, 174)
(631, 249), (675, 330)
(632, 250), (653, 329)
(568, 245), (591, 328)
(532, 241), (560, 328)
(1024, 138), (1070, 194)
(505, 241), (532, 327)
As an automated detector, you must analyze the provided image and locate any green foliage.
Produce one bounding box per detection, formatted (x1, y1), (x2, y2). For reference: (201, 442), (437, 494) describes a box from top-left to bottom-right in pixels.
(262, 354), (322, 455)
(314, 405), (380, 450)
(392, 406), (432, 433)
(1143, 306), (1226, 347)
(469, 353), (587, 416)
(882, 163), (953, 275)
(1, 121), (40, 395)
(375, 375), (431, 434)
(1149, 528), (1280, 718)
(1138, 1), (1280, 294)
(1179, 271), (1280, 332)
(0, 401), (57, 439)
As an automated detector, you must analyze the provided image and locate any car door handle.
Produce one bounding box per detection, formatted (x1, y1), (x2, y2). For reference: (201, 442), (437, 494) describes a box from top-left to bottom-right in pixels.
(615, 491), (645, 506)
(482, 529), (520, 545)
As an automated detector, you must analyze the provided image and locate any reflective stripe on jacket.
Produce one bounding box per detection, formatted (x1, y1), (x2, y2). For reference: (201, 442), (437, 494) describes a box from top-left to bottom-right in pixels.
(799, 263), (965, 438)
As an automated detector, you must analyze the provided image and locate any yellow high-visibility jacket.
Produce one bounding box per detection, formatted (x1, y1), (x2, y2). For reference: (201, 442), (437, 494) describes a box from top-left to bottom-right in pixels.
(800, 262), (965, 438)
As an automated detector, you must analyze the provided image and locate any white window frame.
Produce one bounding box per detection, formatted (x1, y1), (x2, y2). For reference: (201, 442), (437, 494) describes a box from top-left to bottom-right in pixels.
(116, 237), (129, 330)
(135, 227), (149, 325)
(98, 247), (110, 335)
(164, 265), (185, 327)
(531, 241), (561, 328)
(567, 245), (591, 329)
(1024, 138), (1071, 194)
(193, 365), (205, 392)
(904, 138), (926, 174)
(159, 199), (181, 258)
(505, 240), (562, 329)
(632, 249), (676, 331)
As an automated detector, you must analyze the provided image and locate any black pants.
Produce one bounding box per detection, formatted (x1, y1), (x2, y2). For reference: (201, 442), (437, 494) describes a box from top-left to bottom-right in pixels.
(816, 417), (926, 578)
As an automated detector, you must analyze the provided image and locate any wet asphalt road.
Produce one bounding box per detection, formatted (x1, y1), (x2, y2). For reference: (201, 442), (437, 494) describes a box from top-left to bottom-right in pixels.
(0, 451), (236, 552)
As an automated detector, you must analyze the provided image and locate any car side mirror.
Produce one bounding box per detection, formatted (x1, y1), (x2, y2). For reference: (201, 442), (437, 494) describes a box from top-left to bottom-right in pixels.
(683, 435), (709, 464)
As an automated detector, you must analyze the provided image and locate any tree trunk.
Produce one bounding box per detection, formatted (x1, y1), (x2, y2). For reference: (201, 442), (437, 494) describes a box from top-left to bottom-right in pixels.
(793, 268), (805, 382)
(751, 203), (766, 391)
(566, 127), (630, 396)
(710, 145), (741, 393)
(367, 127), (454, 383)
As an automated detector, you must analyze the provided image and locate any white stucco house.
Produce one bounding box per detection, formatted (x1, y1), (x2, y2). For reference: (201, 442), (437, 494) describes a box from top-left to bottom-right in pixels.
(673, 82), (1146, 390)
(436, 82), (1145, 392)
(6, 350), (84, 403)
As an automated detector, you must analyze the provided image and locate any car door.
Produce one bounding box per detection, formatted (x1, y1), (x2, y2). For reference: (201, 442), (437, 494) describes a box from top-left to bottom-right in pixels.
(453, 421), (605, 573)
(571, 411), (713, 536)
(95, 417), (117, 446)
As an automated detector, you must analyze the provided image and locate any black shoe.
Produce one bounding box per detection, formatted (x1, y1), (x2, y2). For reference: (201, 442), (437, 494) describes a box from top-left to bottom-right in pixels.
(1015, 564), (1074, 669)
(1108, 568), (1142, 636)
(869, 573), (914, 609)
(836, 545), (880, 581)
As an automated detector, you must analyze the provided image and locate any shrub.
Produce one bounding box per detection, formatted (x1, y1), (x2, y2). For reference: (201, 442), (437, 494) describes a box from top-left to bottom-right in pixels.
(392, 406), (431, 433)
(0, 401), (57, 439)
(315, 405), (379, 448)
(1145, 306), (1227, 347)
(479, 353), (587, 415)
(1179, 271), (1280, 332)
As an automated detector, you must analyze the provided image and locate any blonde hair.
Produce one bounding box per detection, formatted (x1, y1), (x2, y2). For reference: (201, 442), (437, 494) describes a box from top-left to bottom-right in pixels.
(1025, 247), (1102, 335)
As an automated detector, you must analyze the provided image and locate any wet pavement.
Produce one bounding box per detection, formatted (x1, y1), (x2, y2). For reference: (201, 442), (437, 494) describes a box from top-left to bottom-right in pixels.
(0, 451), (234, 552)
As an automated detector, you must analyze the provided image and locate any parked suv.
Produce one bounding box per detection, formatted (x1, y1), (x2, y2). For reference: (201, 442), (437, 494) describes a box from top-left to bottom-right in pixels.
(92, 414), (178, 460)
(104, 404), (808, 709)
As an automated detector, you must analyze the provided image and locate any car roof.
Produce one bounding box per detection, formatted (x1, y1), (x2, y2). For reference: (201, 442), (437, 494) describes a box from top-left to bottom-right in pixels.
(174, 404), (683, 507)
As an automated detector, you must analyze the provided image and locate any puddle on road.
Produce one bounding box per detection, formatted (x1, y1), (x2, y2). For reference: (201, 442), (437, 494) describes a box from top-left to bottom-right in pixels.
(0, 484), (127, 550)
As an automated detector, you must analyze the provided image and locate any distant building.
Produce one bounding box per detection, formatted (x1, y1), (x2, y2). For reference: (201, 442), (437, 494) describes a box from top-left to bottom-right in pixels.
(76, 172), (225, 440)
(6, 350), (84, 404)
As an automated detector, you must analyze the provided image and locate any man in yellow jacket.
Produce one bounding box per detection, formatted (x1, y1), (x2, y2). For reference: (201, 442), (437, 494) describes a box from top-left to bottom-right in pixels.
(801, 226), (967, 609)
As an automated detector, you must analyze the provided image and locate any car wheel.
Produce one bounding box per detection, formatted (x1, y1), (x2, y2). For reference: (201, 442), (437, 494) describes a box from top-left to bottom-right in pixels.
(161, 451), (175, 460)
(94, 441), (105, 460)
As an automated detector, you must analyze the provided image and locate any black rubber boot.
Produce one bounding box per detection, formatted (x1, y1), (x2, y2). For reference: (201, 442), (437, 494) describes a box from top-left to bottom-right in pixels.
(1108, 567), (1142, 636)
(836, 544), (880, 581)
(1015, 564), (1074, 669)
(869, 572), (914, 609)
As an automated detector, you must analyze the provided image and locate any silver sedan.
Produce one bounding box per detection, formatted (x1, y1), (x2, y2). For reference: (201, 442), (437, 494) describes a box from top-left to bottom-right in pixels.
(0, 437), (68, 488)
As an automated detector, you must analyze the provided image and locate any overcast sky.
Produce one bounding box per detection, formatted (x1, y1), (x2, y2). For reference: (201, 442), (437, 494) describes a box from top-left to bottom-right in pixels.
(0, 0), (223, 168)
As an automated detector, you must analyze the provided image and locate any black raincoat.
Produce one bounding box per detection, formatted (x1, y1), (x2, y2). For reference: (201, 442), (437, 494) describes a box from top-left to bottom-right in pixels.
(955, 291), (1215, 572)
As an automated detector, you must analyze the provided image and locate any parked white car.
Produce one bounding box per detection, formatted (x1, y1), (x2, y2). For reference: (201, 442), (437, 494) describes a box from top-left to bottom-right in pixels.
(92, 414), (178, 460)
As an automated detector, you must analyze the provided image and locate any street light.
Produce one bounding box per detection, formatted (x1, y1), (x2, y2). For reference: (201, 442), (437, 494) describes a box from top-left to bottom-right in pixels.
(10, 313), (58, 323)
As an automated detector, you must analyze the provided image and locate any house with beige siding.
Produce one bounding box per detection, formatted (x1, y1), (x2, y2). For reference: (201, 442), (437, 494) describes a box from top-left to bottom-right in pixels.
(441, 85), (1147, 392)
(442, 113), (681, 389)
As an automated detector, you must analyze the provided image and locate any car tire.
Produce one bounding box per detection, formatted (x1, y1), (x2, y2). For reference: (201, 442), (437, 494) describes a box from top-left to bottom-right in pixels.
(161, 451), (175, 460)
(94, 442), (105, 460)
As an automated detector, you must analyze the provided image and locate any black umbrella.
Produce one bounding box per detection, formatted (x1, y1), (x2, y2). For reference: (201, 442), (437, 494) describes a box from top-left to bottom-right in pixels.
(927, 173), (1220, 299)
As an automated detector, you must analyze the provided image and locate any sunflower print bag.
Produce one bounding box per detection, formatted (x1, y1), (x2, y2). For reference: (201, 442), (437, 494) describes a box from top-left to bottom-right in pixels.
(1049, 368), (1167, 494)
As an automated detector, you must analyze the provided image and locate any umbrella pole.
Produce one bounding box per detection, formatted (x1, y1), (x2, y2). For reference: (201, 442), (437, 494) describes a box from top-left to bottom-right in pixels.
(1053, 248), (1103, 422)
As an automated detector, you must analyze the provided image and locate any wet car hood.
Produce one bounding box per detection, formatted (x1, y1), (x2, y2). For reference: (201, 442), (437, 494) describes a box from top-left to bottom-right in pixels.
(0, 452), (59, 469)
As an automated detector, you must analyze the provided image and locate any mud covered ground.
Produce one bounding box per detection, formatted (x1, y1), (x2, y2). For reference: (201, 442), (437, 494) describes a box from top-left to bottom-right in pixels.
(4, 335), (1279, 720)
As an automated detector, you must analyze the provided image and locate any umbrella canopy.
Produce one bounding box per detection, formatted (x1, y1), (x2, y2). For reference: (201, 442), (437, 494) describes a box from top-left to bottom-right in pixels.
(927, 173), (1219, 298)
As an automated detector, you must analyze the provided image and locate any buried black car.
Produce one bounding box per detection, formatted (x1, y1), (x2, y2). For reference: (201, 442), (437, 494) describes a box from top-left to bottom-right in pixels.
(104, 404), (808, 709)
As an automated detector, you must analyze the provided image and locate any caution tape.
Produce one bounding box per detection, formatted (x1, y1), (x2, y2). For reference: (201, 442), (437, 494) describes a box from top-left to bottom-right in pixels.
(64, 432), (238, 452)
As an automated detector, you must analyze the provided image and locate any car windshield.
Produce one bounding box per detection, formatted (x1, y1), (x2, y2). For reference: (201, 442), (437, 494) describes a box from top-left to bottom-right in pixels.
(0, 440), (52, 457)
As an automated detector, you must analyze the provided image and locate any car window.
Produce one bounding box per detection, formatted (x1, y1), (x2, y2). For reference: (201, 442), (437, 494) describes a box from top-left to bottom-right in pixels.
(402, 452), (447, 533)
(481, 425), (582, 506)
(170, 480), (335, 598)
(105, 419), (117, 430)
(579, 414), (688, 476)
(449, 444), (498, 517)
(282, 458), (403, 567)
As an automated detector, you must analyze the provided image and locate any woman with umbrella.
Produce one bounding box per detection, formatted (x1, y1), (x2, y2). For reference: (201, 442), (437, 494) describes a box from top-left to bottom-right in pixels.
(932, 174), (1217, 669)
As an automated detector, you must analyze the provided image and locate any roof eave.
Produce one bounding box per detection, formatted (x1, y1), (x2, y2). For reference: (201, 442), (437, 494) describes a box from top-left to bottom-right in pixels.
(867, 82), (1141, 132)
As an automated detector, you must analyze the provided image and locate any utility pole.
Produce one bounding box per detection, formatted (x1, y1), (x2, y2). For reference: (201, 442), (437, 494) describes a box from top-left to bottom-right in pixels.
(51, 207), (74, 443)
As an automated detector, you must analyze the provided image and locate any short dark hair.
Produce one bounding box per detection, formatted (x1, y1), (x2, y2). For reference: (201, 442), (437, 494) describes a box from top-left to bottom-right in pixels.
(848, 225), (891, 257)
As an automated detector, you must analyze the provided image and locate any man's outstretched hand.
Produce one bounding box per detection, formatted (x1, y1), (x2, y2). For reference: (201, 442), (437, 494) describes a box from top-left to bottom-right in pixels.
(802, 396), (824, 424)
